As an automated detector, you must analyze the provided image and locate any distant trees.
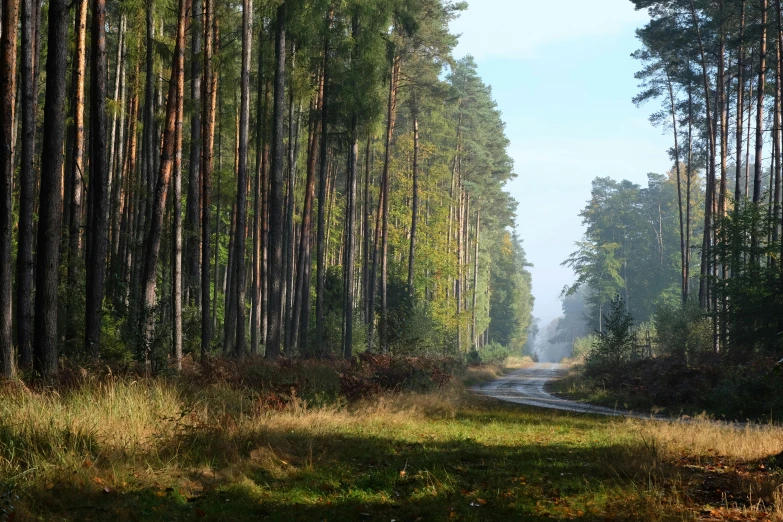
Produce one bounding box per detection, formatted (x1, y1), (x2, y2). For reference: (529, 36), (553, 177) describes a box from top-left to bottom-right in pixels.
(566, 0), (783, 357)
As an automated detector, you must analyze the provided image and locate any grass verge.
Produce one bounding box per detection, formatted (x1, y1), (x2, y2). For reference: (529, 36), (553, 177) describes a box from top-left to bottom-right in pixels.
(0, 358), (782, 521)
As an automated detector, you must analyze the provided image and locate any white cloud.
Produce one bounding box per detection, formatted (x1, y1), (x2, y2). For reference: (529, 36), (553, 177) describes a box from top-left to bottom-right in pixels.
(450, 0), (649, 60)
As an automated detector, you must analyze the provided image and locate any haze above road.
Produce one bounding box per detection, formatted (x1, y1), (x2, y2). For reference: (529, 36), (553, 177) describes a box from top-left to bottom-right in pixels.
(451, 1), (673, 326)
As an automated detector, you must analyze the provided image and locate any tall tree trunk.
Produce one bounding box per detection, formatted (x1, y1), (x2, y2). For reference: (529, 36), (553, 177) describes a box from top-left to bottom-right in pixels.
(224, 109), (239, 352)
(233, 0), (252, 357)
(108, 17), (126, 198)
(343, 107), (358, 360)
(200, 0), (216, 362)
(66, 0), (88, 347)
(85, 0), (109, 358)
(16, 0), (37, 368)
(379, 55), (400, 353)
(689, 0), (717, 309)
(407, 110), (419, 295)
(736, 1), (746, 205)
(140, 0), (187, 370)
(261, 83), (271, 349)
(266, 2), (286, 359)
(172, 0), (186, 371)
(666, 69), (687, 305)
(33, 0), (68, 376)
(754, 0), (768, 207)
(0, 0), (18, 377)
(283, 55), (297, 354)
(251, 31), (266, 356)
(774, 0), (783, 252)
(471, 210), (480, 347)
(186, 0), (202, 304)
(363, 136), (372, 324)
(315, 9), (332, 354)
(292, 72), (322, 355)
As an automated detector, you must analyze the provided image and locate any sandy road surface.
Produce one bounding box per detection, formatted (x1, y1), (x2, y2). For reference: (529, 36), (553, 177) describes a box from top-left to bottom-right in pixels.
(473, 362), (660, 419)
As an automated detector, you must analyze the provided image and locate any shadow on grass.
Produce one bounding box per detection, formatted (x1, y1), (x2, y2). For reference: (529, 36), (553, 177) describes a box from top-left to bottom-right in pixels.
(12, 404), (679, 522)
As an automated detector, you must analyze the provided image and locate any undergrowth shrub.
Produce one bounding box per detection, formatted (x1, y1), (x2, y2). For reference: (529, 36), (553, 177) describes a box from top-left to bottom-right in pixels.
(654, 302), (712, 360)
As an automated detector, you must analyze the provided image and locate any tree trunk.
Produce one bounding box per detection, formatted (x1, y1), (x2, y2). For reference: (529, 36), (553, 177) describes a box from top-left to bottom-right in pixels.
(33, 0), (68, 376)
(471, 210), (480, 347)
(363, 136), (372, 324)
(283, 56), (297, 354)
(266, 2), (286, 359)
(666, 69), (687, 305)
(754, 0), (768, 206)
(16, 0), (36, 368)
(233, 0), (252, 357)
(737, 1), (746, 205)
(66, 0), (88, 347)
(200, 0), (216, 362)
(140, 0), (187, 370)
(172, 0), (187, 371)
(186, 0), (202, 303)
(689, 0), (716, 309)
(292, 72), (322, 355)
(343, 111), (358, 360)
(407, 110), (419, 295)
(84, 0), (110, 358)
(379, 55), (400, 353)
(315, 9), (332, 354)
(0, 0), (18, 377)
(251, 32), (267, 356)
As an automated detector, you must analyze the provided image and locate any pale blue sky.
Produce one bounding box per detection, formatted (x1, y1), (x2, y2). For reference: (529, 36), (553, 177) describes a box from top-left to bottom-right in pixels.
(451, 0), (673, 325)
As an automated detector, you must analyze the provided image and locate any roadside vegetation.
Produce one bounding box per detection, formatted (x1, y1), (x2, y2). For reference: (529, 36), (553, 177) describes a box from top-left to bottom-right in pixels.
(2, 356), (783, 521)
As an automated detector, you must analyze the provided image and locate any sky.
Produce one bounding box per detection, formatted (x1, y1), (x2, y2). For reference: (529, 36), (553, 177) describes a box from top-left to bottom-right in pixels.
(450, 0), (674, 326)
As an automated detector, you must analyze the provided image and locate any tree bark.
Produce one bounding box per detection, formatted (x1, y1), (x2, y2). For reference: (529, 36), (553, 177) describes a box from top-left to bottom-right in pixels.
(407, 110), (419, 295)
(233, 0), (253, 357)
(363, 136), (372, 324)
(292, 72), (322, 355)
(266, 2), (286, 359)
(471, 210), (480, 347)
(85, 0), (110, 358)
(665, 69), (687, 305)
(0, 0), (18, 377)
(186, 0), (202, 303)
(689, 0), (717, 309)
(16, 0), (36, 368)
(66, 0), (88, 346)
(378, 55), (400, 353)
(201, 0), (217, 362)
(754, 0), (768, 206)
(252, 30), (267, 356)
(33, 0), (68, 376)
(140, 0), (187, 370)
(172, 0), (187, 371)
(343, 111), (358, 360)
(315, 9), (332, 354)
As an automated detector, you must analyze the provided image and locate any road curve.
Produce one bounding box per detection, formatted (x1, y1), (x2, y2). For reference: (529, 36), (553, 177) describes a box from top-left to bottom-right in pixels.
(473, 362), (659, 419)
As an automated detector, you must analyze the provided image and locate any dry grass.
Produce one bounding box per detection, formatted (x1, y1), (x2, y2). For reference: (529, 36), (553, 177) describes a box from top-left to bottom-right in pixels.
(0, 364), (782, 521)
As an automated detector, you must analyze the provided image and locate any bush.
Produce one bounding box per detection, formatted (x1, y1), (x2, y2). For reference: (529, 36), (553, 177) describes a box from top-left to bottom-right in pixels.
(584, 297), (635, 384)
(654, 302), (712, 361)
(475, 342), (512, 365)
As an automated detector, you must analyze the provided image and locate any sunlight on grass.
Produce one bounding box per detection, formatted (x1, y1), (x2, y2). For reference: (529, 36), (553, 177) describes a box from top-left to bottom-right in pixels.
(0, 369), (782, 521)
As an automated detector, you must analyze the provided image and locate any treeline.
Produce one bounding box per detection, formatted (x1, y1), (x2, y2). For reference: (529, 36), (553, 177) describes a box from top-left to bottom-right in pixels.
(0, 0), (533, 377)
(562, 0), (783, 358)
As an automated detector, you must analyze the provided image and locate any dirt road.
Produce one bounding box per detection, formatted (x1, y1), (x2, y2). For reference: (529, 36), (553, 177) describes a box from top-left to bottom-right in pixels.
(473, 362), (658, 419)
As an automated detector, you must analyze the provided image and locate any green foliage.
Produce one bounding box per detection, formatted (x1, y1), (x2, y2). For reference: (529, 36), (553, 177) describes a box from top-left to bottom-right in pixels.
(472, 342), (511, 365)
(564, 173), (699, 327)
(584, 297), (636, 382)
(653, 302), (712, 361)
(713, 199), (783, 356)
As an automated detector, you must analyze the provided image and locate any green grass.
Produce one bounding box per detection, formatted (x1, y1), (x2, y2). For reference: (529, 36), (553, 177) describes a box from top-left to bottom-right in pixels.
(1, 363), (782, 521)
